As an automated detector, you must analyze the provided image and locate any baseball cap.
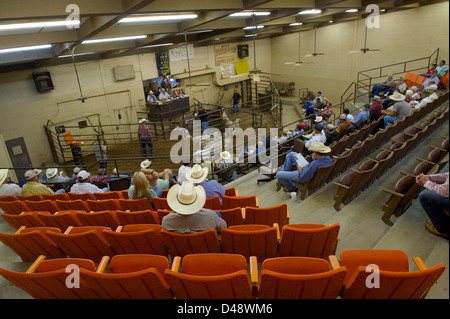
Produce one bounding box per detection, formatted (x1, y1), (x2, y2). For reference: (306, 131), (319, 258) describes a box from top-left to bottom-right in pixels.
(77, 170), (91, 180)
(24, 169), (42, 180)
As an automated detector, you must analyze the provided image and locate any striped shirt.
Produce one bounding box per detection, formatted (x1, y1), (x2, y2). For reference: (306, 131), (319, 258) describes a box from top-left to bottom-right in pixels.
(138, 124), (152, 140)
(424, 172), (449, 198)
(22, 182), (54, 196)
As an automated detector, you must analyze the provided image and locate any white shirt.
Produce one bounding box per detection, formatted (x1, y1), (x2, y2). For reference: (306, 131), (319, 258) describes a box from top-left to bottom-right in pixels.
(158, 91), (171, 101)
(415, 97), (433, 109)
(305, 132), (327, 148)
(398, 82), (407, 93)
(347, 114), (355, 121)
(0, 183), (22, 197)
(70, 182), (103, 194)
(177, 165), (192, 184)
(277, 136), (288, 144)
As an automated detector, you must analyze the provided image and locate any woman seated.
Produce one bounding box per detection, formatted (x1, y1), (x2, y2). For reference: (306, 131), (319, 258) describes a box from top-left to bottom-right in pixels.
(127, 171), (159, 203)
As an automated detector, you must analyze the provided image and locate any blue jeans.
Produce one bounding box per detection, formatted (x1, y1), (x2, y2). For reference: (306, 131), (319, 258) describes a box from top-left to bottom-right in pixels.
(141, 138), (153, 157)
(152, 187), (163, 197)
(384, 115), (397, 128)
(233, 102), (239, 113)
(419, 190), (449, 235)
(304, 101), (313, 109)
(55, 189), (66, 194)
(305, 107), (318, 118)
(281, 152), (298, 171)
(276, 170), (300, 191)
(201, 121), (211, 136)
(371, 85), (385, 96)
(421, 74), (431, 78)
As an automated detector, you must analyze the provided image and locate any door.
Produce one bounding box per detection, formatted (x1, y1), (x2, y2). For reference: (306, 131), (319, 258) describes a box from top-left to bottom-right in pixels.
(5, 137), (32, 182)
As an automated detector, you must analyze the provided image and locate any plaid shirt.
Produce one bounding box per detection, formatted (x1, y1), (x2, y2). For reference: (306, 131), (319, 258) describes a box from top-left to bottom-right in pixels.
(138, 124), (152, 140)
(22, 182), (54, 196)
(424, 173), (449, 198)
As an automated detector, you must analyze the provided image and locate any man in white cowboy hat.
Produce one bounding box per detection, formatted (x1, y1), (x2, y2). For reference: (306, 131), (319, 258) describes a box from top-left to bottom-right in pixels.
(381, 91), (413, 128)
(410, 86), (421, 101)
(146, 90), (157, 105)
(0, 169), (22, 197)
(186, 164), (226, 202)
(22, 169), (56, 196)
(214, 151), (234, 171)
(46, 168), (70, 184)
(276, 142), (332, 193)
(138, 118), (153, 158)
(161, 181), (227, 234)
(428, 85), (439, 101)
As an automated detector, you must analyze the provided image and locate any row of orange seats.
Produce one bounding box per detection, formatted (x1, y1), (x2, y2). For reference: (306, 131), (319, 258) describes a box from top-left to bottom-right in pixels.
(0, 250), (445, 299)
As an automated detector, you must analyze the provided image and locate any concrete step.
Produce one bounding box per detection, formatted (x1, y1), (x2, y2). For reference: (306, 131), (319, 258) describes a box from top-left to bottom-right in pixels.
(423, 241), (449, 299)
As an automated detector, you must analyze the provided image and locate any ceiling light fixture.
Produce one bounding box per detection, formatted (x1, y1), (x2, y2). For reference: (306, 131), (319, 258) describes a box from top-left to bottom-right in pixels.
(289, 23), (303, 26)
(345, 9), (359, 13)
(140, 43), (174, 48)
(243, 25), (264, 30)
(58, 52), (98, 58)
(119, 14), (198, 23)
(329, 20), (333, 23)
(245, 34), (257, 37)
(230, 11), (271, 17)
(0, 20), (80, 31)
(0, 44), (52, 54)
(82, 35), (147, 44)
(298, 9), (322, 15)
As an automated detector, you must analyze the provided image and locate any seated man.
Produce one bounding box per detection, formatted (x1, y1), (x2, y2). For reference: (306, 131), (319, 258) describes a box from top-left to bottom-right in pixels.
(146, 90), (158, 105)
(428, 85), (439, 101)
(417, 171), (448, 239)
(288, 125), (304, 139)
(396, 78), (407, 94)
(421, 63), (437, 77)
(423, 70), (440, 88)
(161, 181), (227, 234)
(90, 168), (111, 185)
(436, 60), (449, 77)
(350, 104), (370, 129)
(22, 169), (64, 196)
(275, 142), (332, 193)
(336, 114), (351, 135)
(411, 89), (433, 110)
(0, 169), (22, 197)
(70, 170), (110, 194)
(325, 124), (339, 145)
(369, 96), (383, 121)
(186, 164), (226, 202)
(214, 151), (234, 171)
(343, 108), (355, 121)
(158, 88), (171, 101)
(410, 86), (421, 101)
(45, 168), (70, 193)
(371, 75), (394, 97)
(381, 92), (413, 127)
(305, 123), (327, 149)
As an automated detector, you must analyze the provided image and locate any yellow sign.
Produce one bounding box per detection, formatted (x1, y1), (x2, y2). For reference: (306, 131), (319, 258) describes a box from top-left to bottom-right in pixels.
(234, 60), (249, 75)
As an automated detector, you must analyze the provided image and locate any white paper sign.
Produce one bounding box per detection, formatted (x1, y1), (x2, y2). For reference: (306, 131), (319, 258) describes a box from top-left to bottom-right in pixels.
(169, 44), (194, 62)
(220, 64), (233, 78)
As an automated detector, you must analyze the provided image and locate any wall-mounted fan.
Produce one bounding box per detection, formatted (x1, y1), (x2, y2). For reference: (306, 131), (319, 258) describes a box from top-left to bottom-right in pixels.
(349, 25), (380, 54)
(284, 30), (313, 66)
(305, 25), (325, 57)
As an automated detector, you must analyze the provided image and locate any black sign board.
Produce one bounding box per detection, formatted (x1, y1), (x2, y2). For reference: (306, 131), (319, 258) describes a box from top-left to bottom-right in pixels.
(155, 51), (170, 76)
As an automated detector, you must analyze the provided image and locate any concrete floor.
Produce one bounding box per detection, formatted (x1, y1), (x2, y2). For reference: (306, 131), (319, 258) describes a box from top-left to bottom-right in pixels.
(0, 104), (448, 299)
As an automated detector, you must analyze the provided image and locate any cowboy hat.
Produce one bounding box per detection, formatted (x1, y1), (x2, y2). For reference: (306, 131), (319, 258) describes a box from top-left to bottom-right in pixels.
(24, 169), (42, 180)
(220, 151), (231, 160)
(167, 181), (206, 215)
(0, 169), (8, 185)
(46, 168), (58, 179)
(139, 118), (148, 124)
(140, 159), (152, 169)
(185, 164), (208, 184)
(308, 142), (331, 154)
(315, 116), (323, 122)
(389, 92), (405, 101)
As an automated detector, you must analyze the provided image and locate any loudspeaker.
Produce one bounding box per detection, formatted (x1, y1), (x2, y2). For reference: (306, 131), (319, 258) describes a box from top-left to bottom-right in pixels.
(32, 71), (54, 92)
(238, 44), (249, 58)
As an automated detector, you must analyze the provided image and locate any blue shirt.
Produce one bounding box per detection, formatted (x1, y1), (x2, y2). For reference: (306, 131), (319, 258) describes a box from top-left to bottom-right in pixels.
(351, 110), (369, 129)
(297, 156), (332, 184)
(423, 76), (440, 88)
(199, 180), (226, 202)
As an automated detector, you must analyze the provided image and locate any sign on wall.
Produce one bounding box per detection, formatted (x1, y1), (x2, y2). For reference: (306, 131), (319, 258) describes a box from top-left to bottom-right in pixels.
(220, 64), (234, 79)
(169, 44), (194, 62)
(215, 44), (238, 66)
(155, 51), (171, 76)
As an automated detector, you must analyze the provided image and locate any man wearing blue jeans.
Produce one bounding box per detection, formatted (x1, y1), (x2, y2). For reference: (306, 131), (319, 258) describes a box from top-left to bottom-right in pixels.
(276, 142), (332, 193)
(381, 92), (412, 128)
(417, 172), (449, 239)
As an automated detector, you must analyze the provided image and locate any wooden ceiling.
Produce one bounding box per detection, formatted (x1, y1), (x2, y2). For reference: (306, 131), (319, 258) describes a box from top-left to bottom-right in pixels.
(0, 0), (444, 71)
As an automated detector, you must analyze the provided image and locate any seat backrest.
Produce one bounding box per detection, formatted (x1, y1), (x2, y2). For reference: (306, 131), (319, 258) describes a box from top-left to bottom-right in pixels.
(0, 195), (18, 202)
(152, 197), (171, 210)
(86, 199), (121, 212)
(110, 254), (169, 276)
(181, 253), (247, 276)
(16, 194), (43, 202)
(80, 268), (173, 299)
(93, 191), (121, 200)
(55, 200), (89, 212)
(0, 228), (66, 262)
(278, 224), (340, 259)
(46, 226), (115, 262)
(203, 196), (222, 210)
(342, 263), (446, 299)
(118, 198), (154, 211)
(0, 201), (30, 215)
(41, 193), (70, 201)
(115, 210), (160, 225)
(1, 212), (46, 230)
(215, 208), (244, 227)
(68, 193), (95, 201)
(104, 224), (168, 256)
(224, 187), (238, 197)
(24, 200), (59, 214)
(160, 229), (221, 258)
(244, 203), (288, 228)
(293, 139), (305, 154)
(108, 178), (131, 192)
(36, 212), (82, 231)
(76, 211), (121, 229)
(221, 195), (258, 209)
(221, 225), (278, 261)
(258, 257), (347, 299)
(165, 268), (252, 299)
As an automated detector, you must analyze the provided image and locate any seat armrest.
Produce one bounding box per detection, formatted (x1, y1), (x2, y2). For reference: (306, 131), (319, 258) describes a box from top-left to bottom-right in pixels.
(171, 256), (181, 272)
(249, 256), (259, 285)
(382, 188), (405, 197)
(329, 255), (340, 270)
(413, 257), (428, 271)
(96, 256), (110, 273)
(26, 255), (46, 274)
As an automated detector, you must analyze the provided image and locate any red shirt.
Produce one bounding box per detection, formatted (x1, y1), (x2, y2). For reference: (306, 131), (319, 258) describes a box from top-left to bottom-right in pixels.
(370, 101), (383, 116)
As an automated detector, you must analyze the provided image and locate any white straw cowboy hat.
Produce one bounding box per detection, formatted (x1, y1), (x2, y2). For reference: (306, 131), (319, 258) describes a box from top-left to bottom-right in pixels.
(308, 142), (332, 154)
(185, 164), (208, 184)
(167, 181), (206, 215)
(46, 168), (58, 179)
(0, 169), (8, 185)
(24, 169), (42, 180)
(139, 118), (148, 124)
(140, 159), (152, 169)
(389, 92), (406, 101)
(220, 151), (231, 160)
